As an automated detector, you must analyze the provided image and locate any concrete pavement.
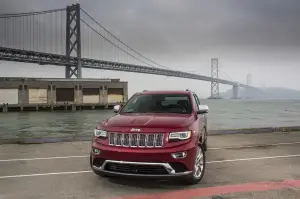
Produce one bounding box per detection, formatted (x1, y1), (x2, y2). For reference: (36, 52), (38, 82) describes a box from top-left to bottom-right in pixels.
(0, 131), (300, 199)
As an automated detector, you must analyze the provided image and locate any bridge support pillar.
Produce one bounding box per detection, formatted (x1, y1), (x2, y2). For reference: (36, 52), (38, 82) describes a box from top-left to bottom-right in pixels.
(232, 84), (239, 99)
(209, 58), (221, 99)
(66, 3), (82, 79)
(2, 104), (8, 113)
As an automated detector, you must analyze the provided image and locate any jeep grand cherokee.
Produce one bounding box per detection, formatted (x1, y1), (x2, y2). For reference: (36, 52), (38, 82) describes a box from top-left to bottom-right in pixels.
(90, 90), (209, 184)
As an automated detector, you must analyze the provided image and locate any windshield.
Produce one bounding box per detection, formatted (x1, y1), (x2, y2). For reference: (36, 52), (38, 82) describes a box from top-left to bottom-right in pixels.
(121, 93), (192, 114)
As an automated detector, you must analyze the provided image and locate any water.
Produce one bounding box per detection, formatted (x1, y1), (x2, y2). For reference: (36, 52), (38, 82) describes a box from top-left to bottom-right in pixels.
(1, 99), (300, 139)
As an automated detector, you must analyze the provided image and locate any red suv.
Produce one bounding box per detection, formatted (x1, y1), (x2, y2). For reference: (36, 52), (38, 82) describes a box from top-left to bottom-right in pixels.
(90, 90), (209, 184)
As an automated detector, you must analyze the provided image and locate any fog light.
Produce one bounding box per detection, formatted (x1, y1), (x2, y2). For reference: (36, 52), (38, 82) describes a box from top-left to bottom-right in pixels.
(171, 151), (187, 159)
(92, 148), (101, 154)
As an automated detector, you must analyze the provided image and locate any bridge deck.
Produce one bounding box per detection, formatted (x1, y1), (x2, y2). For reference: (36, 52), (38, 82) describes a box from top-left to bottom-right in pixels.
(0, 47), (251, 87)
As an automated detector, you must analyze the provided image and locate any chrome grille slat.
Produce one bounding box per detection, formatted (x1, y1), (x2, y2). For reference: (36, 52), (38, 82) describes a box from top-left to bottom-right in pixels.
(155, 134), (164, 147)
(131, 134), (137, 147)
(116, 134), (122, 146)
(147, 134), (154, 147)
(139, 134), (146, 147)
(123, 134), (129, 146)
(109, 133), (115, 145)
(108, 132), (164, 148)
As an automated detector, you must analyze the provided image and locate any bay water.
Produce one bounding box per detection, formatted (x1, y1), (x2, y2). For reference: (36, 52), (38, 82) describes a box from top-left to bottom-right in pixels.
(1, 99), (300, 139)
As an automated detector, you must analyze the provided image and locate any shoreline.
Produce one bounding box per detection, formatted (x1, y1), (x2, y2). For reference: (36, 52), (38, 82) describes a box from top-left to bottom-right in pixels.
(1, 126), (300, 145)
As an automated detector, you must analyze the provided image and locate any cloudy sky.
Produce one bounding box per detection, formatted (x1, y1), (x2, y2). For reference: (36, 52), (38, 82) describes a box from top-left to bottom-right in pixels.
(1, 0), (300, 97)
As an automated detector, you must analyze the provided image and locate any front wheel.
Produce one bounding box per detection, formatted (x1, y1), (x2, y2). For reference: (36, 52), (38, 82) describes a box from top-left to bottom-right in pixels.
(203, 128), (208, 151)
(184, 144), (206, 185)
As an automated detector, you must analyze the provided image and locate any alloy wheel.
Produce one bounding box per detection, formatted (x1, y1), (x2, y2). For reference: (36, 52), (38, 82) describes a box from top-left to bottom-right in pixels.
(193, 146), (204, 179)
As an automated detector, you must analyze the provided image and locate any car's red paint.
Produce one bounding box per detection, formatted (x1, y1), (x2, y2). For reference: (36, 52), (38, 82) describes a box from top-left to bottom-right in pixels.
(100, 113), (195, 128)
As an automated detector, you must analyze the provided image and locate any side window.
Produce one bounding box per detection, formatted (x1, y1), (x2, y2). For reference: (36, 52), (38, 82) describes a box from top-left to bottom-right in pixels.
(192, 94), (200, 111)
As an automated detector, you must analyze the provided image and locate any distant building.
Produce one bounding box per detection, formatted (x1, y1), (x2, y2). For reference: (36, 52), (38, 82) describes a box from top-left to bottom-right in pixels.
(0, 77), (128, 112)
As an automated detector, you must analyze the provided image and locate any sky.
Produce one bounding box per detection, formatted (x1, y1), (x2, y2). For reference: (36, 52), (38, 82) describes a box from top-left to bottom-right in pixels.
(1, 0), (300, 97)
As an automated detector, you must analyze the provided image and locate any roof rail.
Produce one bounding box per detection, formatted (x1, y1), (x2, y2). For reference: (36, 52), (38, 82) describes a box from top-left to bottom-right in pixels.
(143, 90), (148, 92)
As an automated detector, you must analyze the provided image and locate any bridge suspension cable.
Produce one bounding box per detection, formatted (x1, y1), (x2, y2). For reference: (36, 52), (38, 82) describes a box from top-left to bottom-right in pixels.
(80, 19), (161, 68)
(0, 8), (65, 18)
(219, 63), (233, 81)
(0, 8), (66, 55)
(80, 8), (170, 70)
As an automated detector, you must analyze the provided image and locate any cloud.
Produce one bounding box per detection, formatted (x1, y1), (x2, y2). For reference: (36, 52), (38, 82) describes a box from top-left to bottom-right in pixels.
(81, 0), (300, 53)
(2, 0), (300, 54)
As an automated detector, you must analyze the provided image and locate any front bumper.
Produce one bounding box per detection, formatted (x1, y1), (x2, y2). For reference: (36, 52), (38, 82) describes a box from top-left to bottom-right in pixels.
(91, 160), (192, 178)
(90, 140), (197, 178)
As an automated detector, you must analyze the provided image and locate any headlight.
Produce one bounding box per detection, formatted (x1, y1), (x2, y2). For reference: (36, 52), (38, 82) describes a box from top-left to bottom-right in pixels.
(169, 131), (192, 141)
(94, 129), (107, 138)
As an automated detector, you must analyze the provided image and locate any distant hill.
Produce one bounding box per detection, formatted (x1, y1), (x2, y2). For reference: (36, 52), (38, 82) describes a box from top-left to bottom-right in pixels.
(220, 87), (300, 99)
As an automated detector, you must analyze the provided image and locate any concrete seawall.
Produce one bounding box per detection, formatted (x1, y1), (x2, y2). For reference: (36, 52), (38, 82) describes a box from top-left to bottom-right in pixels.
(210, 126), (300, 135)
(1, 126), (300, 145)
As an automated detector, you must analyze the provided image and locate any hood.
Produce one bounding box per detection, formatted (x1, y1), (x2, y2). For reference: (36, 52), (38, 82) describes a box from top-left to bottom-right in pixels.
(101, 113), (194, 129)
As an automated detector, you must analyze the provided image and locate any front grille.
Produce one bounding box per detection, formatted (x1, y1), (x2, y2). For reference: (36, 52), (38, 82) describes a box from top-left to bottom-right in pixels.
(105, 163), (168, 175)
(109, 132), (164, 148)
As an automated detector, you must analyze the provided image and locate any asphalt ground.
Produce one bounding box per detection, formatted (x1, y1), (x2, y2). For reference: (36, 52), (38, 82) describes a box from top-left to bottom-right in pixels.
(0, 131), (300, 199)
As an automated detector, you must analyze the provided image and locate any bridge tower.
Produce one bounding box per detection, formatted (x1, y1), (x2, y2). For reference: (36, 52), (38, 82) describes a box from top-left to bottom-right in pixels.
(247, 74), (252, 86)
(209, 58), (221, 99)
(65, 4), (82, 79)
(232, 83), (239, 99)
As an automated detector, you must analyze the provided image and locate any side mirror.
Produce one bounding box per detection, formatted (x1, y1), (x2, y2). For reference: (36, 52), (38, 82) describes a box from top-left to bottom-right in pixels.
(197, 105), (209, 114)
(113, 105), (121, 113)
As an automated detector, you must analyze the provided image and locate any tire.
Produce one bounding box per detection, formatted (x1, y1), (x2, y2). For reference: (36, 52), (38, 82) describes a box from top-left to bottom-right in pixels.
(90, 152), (108, 178)
(203, 128), (208, 151)
(184, 143), (206, 185)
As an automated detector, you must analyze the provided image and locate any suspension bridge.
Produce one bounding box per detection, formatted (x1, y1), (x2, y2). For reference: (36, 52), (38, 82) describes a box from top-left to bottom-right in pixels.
(0, 3), (253, 99)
